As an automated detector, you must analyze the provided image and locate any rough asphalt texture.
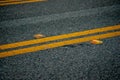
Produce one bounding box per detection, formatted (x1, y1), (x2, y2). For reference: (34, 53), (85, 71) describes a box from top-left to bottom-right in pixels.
(0, 0), (120, 80)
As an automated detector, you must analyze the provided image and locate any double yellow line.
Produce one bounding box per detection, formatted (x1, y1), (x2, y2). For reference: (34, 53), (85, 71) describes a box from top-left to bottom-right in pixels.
(0, 25), (120, 58)
(0, 0), (47, 6)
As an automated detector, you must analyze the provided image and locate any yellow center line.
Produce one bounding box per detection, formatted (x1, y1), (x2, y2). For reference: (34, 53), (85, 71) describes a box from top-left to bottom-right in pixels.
(0, 0), (21, 3)
(0, 31), (120, 58)
(0, 25), (120, 50)
(0, 0), (47, 6)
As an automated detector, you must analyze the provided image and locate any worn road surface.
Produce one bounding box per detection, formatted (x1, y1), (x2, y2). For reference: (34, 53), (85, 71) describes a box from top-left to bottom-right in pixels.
(0, 0), (120, 80)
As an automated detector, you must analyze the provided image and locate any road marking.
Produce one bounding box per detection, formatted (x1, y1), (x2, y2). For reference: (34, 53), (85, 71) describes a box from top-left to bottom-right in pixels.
(0, 0), (21, 3)
(0, 0), (47, 6)
(0, 31), (120, 58)
(0, 0), (17, 3)
(0, 25), (120, 50)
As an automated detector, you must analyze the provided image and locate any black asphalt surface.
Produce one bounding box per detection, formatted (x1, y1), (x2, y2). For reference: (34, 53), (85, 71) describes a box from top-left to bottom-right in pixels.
(0, 0), (120, 80)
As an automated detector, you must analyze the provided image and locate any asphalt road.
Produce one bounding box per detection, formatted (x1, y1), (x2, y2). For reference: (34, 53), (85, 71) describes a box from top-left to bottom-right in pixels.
(0, 0), (120, 80)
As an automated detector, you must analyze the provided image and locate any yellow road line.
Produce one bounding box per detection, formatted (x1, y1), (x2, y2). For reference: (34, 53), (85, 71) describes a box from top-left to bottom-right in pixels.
(0, 0), (47, 6)
(0, 31), (120, 58)
(0, 0), (20, 3)
(0, 25), (120, 50)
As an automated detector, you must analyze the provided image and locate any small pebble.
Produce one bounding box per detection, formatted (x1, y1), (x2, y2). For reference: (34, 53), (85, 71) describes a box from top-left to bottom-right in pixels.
(90, 39), (103, 44)
(34, 34), (45, 39)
